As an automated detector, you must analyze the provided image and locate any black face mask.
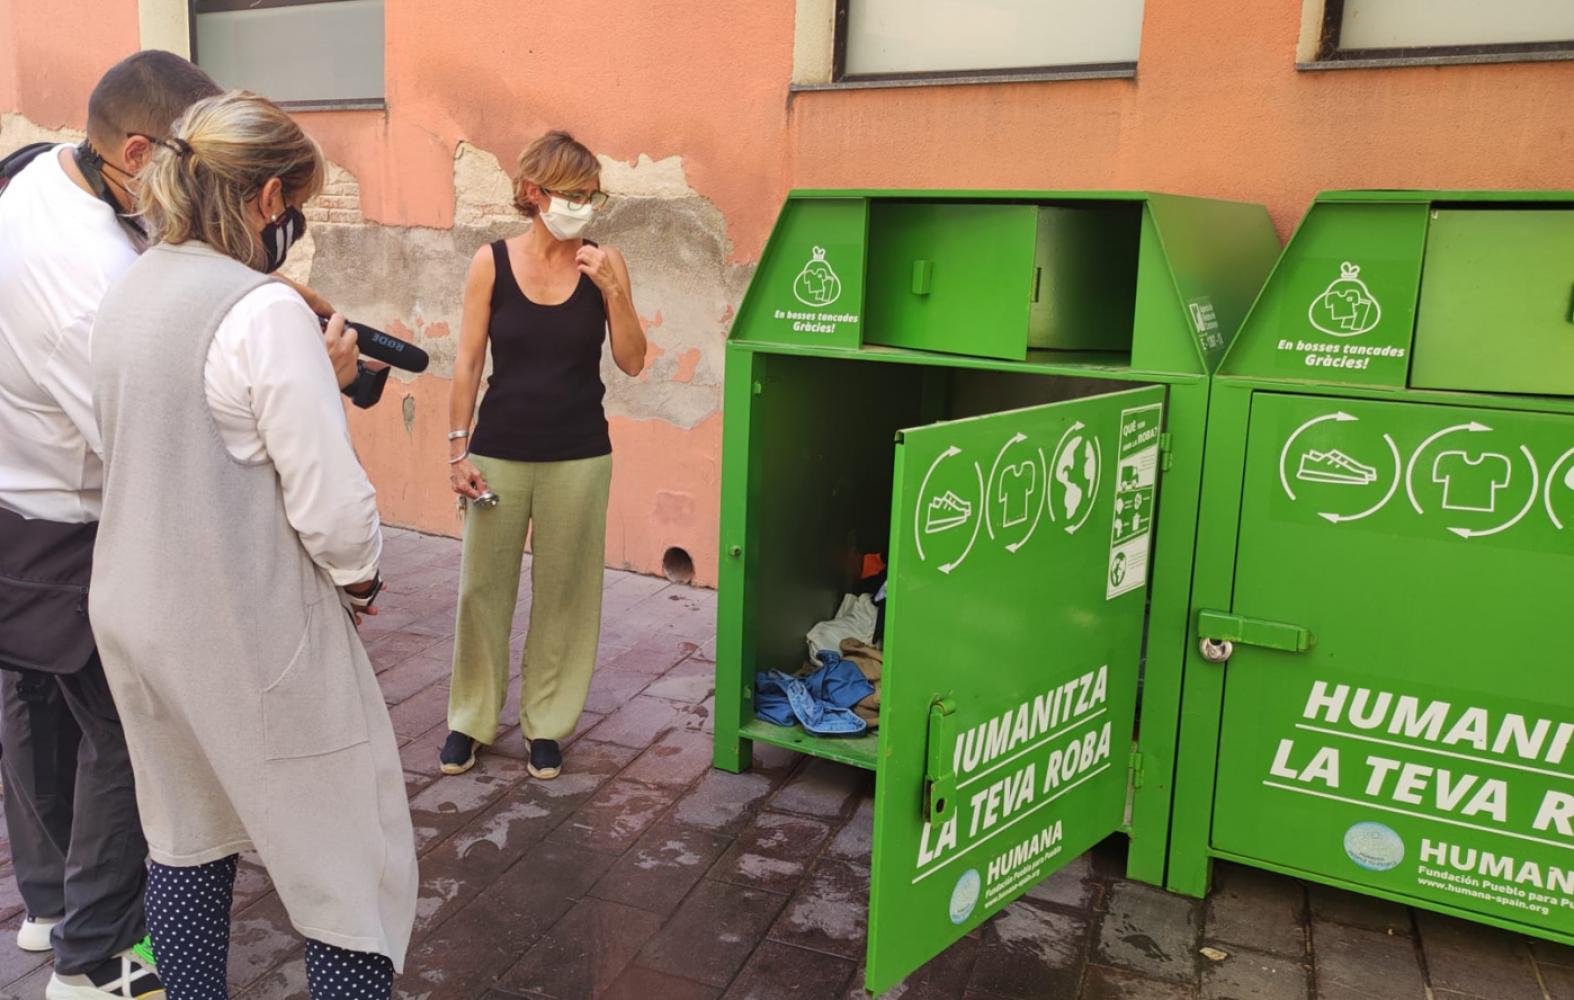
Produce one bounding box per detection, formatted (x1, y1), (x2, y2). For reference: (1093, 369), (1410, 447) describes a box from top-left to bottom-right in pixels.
(259, 205), (307, 273)
(74, 140), (148, 245)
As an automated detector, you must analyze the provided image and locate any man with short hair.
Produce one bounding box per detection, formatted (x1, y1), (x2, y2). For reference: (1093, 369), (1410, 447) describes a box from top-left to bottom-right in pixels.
(0, 50), (223, 1000)
(0, 50), (342, 1000)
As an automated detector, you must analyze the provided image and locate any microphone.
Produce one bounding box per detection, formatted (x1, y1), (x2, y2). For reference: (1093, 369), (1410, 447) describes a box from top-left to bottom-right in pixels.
(319, 316), (429, 409)
(348, 320), (429, 373)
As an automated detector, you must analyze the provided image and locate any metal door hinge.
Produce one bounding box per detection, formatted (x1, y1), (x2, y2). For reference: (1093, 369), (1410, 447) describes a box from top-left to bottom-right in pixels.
(1129, 750), (1145, 789)
(1196, 610), (1314, 662)
(924, 698), (958, 824)
(1159, 433), (1174, 472)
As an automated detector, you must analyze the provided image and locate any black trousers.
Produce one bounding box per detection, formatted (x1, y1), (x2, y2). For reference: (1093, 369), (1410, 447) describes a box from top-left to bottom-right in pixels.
(0, 657), (147, 973)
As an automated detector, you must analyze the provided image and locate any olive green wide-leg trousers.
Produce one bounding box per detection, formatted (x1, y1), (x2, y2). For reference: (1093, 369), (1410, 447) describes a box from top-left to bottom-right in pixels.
(447, 453), (611, 744)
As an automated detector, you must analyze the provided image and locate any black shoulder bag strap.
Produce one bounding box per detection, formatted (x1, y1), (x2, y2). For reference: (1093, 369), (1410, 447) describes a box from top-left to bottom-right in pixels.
(0, 141), (56, 198)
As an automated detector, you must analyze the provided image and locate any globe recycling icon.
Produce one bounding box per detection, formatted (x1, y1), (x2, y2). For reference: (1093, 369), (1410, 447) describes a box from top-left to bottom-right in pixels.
(793, 246), (842, 307)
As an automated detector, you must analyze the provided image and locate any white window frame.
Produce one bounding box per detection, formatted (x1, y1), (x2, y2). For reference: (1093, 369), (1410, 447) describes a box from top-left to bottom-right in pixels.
(138, 0), (192, 59)
(188, 0), (386, 111)
(791, 0), (1139, 92)
(1298, 0), (1574, 71)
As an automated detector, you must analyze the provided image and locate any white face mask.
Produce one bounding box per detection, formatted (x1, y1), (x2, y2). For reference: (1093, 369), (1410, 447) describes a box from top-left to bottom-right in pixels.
(538, 196), (596, 241)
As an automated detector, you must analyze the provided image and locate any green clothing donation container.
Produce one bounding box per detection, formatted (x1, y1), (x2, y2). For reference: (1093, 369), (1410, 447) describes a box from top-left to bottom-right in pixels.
(713, 190), (1278, 993)
(1170, 190), (1574, 951)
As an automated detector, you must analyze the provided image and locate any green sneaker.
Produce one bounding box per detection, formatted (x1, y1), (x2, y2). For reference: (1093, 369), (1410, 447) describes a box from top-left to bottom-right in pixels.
(131, 935), (157, 971)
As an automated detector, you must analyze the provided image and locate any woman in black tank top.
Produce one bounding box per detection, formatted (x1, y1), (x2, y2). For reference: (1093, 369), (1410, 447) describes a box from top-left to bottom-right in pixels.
(441, 132), (646, 782)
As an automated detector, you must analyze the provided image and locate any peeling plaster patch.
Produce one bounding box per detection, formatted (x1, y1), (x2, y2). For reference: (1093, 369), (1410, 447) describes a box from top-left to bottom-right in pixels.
(315, 161), (364, 222)
(672, 348), (702, 384)
(599, 153), (694, 200)
(277, 162), (361, 290)
(0, 113), (82, 151)
(283, 144), (746, 434)
(638, 340), (667, 383)
(452, 142), (518, 228)
(594, 193), (751, 426)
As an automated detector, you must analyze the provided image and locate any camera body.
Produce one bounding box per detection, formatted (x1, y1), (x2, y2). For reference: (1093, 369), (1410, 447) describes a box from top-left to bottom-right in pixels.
(342, 361), (391, 408)
(319, 316), (430, 409)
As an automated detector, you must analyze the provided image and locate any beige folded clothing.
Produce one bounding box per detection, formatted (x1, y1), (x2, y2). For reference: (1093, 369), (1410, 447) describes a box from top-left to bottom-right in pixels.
(841, 638), (882, 728)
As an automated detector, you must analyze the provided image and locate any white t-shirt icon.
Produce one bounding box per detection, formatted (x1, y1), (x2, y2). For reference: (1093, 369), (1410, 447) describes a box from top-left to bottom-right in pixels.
(998, 462), (1036, 528)
(1431, 451), (1510, 513)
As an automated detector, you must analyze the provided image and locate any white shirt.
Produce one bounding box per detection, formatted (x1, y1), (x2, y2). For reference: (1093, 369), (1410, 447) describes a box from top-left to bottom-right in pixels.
(200, 281), (382, 586)
(0, 148), (379, 584)
(0, 146), (135, 522)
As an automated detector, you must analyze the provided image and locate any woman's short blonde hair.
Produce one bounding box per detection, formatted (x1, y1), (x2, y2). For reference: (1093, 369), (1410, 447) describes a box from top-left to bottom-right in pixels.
(512, 131), (599, 217)
(138, 90), (325, 271)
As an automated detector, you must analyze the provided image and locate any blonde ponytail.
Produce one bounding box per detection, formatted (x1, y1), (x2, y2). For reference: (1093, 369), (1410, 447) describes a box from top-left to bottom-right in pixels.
(137, 90), (324, 270)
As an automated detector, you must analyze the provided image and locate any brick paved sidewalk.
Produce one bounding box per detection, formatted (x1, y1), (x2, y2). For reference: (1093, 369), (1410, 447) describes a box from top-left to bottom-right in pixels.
(0, 527), (1567, 1000)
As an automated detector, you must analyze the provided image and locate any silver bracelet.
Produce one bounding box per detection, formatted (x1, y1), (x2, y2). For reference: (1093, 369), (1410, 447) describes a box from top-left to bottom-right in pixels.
(447, 429), (469, 441)
(448, 450), (470, 465)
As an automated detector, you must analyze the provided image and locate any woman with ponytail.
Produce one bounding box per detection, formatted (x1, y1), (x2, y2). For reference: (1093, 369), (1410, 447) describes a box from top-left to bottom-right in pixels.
(87, 91), (417, 997)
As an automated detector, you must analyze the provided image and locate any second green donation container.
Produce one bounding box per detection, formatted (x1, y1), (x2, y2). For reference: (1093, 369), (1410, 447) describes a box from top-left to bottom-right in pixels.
(1172, 190), (1574, 952)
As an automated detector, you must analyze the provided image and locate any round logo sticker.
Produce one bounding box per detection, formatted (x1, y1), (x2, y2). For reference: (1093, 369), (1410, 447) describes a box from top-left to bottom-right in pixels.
(1344, 821), (1404, 872)
(949, 869), (981, 925)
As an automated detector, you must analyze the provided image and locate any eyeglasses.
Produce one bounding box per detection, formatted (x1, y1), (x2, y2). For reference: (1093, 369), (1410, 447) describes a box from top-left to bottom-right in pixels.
(545, 189), (608, 211)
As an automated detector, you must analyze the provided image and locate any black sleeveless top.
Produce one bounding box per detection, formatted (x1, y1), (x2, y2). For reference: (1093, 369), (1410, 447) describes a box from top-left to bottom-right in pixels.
(470, 239), (611, 463)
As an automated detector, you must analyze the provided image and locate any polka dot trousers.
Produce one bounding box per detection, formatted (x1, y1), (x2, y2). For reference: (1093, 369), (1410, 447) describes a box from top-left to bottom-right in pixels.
(146, 856), (394, 998)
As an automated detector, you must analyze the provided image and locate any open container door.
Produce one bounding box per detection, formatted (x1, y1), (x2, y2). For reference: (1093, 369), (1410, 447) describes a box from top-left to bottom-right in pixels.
(865, 384), (1166, 993)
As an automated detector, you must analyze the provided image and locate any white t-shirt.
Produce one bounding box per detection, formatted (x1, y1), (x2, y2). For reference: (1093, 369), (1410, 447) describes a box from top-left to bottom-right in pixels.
(0, 146), (137, 522)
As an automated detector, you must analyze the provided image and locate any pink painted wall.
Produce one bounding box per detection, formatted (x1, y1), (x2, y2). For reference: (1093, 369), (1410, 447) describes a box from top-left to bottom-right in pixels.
(300, 0), (795, 253)
(0, 0), (139, 130)
(4, 0), (1573, 588)
(787, 3), (1574, 237)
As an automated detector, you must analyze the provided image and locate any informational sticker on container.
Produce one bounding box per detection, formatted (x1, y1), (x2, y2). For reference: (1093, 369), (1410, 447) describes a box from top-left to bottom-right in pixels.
(774, 246), (861, 335)
(1221, 203), (1429, 389)
(1107, 403), (1161, 598)
(1189, 297), (1225, 355)
(1270, 260), (1410, 375)
(736, 197), (866, 350)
